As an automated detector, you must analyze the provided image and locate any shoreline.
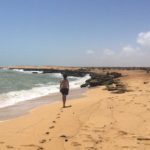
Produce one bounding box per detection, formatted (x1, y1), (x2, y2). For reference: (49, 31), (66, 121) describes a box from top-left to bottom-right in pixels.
(0, 88), (87, 121)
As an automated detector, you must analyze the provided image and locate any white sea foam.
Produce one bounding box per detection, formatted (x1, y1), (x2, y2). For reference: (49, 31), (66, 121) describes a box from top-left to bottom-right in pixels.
(49, 73), (62, 78)
(12, 69), (43, 74)
(0, 74), (90, 108)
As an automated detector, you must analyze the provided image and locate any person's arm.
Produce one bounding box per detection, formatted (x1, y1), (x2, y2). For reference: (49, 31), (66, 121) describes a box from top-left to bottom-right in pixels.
(60, 80), (62, 90)
(67, 80), (69, 89)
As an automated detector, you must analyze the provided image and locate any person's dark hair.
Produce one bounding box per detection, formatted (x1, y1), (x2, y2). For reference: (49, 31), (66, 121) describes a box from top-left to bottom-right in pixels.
(63, 74), (67, 79)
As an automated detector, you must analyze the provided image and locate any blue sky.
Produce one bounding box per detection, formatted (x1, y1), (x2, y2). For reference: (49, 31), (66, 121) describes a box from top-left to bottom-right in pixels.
(0, 0), (150, 67)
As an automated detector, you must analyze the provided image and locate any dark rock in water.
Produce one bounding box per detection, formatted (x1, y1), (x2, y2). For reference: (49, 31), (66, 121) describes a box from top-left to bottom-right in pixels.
(81, 83), (88, 88)
(32, 72), (38, 74)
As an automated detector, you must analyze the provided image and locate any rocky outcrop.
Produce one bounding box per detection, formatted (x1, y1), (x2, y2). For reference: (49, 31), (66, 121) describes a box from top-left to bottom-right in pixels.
(14, 68), (88, 77)
(81, 72), (127, 94)
(81, 72), (122, 87)
(106, 79), (128, 94)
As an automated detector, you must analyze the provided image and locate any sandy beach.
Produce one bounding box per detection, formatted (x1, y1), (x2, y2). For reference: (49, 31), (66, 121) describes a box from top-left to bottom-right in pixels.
(1, 0), (150, 149)
(0, 70), (150, 150)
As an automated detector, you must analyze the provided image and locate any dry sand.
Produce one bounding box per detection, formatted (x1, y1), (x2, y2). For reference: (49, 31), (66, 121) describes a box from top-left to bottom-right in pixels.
(0, 70), (150, 150)
(6, 66), (80, 70)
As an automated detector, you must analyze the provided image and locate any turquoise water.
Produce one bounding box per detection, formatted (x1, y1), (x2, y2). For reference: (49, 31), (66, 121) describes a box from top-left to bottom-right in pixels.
(0, 69), (62, 94)
(0, 69), (90, 108)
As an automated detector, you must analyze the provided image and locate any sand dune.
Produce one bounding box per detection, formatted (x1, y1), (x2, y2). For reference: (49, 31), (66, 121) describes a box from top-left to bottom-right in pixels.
(0, 70), (150, 150)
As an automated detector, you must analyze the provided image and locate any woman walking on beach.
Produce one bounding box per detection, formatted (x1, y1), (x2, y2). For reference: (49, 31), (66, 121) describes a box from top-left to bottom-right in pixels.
(60, 74), (69, 108)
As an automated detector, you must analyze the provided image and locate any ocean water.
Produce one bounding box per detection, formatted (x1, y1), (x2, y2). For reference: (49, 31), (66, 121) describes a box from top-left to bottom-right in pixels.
(0, 69), (90, 108)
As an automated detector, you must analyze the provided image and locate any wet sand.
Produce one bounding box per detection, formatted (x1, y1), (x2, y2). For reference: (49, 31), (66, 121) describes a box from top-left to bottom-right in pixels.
(0, 88), (87, 121)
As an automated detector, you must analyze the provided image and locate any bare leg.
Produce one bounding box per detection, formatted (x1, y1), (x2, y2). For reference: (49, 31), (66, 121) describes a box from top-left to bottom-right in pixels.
(62, 95), (66, 108)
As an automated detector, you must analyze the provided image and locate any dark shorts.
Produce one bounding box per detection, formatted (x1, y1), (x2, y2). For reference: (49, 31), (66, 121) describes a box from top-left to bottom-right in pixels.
(60, 88), (69, 95)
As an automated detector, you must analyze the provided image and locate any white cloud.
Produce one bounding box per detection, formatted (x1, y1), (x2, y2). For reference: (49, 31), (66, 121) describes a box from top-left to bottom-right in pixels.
(121, 45), (141, 55)
(86, 49), (95, 54)
(122, 45), (135, 53)
(137, 31), (150, 47)
(103, 49), (114, 55)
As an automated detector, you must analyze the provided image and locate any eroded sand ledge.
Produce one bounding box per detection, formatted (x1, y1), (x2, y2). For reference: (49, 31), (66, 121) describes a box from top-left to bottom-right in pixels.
(0, 70), (150, 150)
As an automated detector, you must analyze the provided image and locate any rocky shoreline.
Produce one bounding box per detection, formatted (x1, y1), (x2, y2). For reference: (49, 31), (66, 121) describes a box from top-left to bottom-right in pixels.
(80, 72), (127, 94)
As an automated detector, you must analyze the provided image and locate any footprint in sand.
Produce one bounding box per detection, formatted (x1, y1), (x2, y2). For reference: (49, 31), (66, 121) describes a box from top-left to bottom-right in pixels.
(37, 147), (44, 150)
(6, 145), (14, 149)
(85, 146), (97, 150)
(56, 113), (60, 117)
(39, 139), (46, 144)
(60, 134), (68, 142)
(21, 144), (44, 150)
(52, 121), (56, 123)
(45, 131), (50, 135)
(96, 139), (103, 143)
(49, 126), (55, 129)
(60, 134), (67, 138)
(0, 141), (5, 144)
(71, 141), (82, 146)
(118, 130), (128, 135)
